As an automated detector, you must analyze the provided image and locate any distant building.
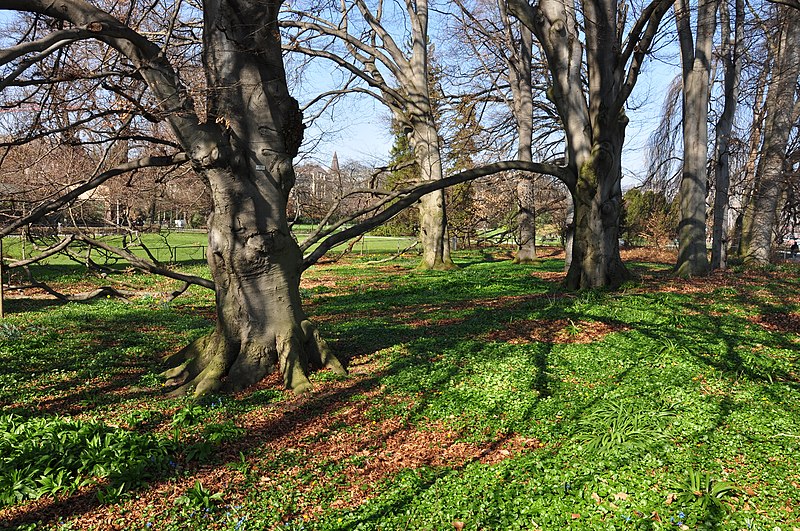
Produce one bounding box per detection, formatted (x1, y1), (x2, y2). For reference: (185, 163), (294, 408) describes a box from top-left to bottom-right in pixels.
(292, 153), (343, 222)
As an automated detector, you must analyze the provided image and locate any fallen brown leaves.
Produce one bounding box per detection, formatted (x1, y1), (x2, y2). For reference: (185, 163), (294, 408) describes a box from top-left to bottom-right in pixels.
(0, 361), (542, 530)
(483, 319), (628, 344)
(747, 311), (800, 335)
(224, 367), (542, 511)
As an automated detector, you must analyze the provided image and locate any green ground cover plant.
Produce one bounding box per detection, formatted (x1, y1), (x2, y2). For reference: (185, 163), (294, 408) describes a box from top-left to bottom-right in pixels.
(0, 249), (798, 530)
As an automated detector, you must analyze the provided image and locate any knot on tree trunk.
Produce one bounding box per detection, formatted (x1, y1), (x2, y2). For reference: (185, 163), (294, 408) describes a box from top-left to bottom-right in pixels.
(283, 97), (304, 157)
(550, 19), (567, 38)
(591, 141), (615, 177)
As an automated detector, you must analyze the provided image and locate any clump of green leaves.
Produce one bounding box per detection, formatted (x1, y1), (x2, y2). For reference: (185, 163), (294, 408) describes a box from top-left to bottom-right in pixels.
(171, 404), (208, 427)
(672, 469), (736, 517)
(203, 420), (245, 444)
(0, 322), (22, 341)
(174, 480), (224, 510)
(0, 414), (172, 506)
(576, 399), (674, 458)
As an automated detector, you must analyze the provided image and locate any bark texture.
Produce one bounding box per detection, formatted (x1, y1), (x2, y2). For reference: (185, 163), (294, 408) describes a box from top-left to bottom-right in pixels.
(739, 6), (800, 265)
(162, 0), (346, 395)
(411, 118), (454, 270)
(508, 0), (670, 288)
(14, 0), (347, 395)
(674, 0), (717, 277)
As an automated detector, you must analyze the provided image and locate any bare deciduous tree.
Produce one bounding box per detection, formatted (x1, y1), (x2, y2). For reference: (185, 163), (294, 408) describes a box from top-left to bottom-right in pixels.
(1, 0), (558, 396)
(507, 0), (672, 288)
(674, 0), (718, 277)
(710, 0), (744, 271)
(739, 4), (800, 264)
(281, 0), (455, 269)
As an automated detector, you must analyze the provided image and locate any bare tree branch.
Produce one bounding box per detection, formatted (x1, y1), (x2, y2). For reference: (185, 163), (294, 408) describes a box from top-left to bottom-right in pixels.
(0, 152), (189, 237)
(6, 235), (75, 268)
(73, 233), (214, 290)
(303, 159), (568, 268)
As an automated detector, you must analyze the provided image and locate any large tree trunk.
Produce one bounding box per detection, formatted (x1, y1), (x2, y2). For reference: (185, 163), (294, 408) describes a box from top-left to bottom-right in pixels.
(565, 137), (629, 289)
(405, 1), (453, 271)
(412, 116), (454, 270)
(710, 0), (743, 271)
(163, 0), (345, 396)
(674, 0), (717, 277)
(739, 6), (800, 265)
(506, 0), (669, 289)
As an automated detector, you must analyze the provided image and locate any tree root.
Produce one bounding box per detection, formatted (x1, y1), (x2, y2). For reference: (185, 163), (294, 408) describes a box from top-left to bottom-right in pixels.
(162, 319), (347, 398)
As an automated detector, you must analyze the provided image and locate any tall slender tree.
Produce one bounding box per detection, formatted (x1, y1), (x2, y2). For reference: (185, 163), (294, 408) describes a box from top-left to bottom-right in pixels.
(282, 1), (455, 269)
(710, 0), (744, 270)
(674, 0), (718, 277)
(451, 0), (561, 263)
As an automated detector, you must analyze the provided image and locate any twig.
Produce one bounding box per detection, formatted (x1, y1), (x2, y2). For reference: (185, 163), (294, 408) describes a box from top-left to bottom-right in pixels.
(366, 240), (419, 264)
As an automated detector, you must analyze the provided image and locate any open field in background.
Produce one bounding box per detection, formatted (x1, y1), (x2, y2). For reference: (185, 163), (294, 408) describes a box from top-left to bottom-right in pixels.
(0, 229), (420, 268)
(0, 248), (799, 530)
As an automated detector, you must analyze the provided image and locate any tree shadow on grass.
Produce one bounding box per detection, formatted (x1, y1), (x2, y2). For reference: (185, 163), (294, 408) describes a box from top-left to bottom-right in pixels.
(6, 261), (737, 528)
(0, 304), (213, 416)
(0, 272), (582, 528)
(1, 366), (472, 528)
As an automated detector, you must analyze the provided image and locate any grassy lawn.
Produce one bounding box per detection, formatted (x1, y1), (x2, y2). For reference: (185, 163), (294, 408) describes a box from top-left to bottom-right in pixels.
(0, 249), (798, 530)
(1, 230), (417, 267)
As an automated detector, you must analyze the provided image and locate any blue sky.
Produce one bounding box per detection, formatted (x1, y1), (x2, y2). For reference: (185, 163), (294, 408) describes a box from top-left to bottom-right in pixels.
(305, 55), (682, 189)
(0, 4), (683, 189)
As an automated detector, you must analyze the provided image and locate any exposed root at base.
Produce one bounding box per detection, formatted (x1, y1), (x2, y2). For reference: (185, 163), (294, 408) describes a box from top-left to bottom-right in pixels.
(161, 320), (347, 398)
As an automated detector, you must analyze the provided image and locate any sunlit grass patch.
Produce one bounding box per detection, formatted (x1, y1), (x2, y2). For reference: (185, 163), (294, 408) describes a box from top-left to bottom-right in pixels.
(1, 252), (799, 529)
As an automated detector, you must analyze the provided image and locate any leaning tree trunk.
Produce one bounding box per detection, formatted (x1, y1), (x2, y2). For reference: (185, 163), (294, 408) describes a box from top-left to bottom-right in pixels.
(739, 6), (800, 265)
(163, 0), (345, 396)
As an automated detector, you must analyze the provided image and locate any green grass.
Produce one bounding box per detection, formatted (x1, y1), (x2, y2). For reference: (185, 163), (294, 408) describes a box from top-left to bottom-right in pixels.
(1, 252), (799, 530)
(1, 229), (417, 268)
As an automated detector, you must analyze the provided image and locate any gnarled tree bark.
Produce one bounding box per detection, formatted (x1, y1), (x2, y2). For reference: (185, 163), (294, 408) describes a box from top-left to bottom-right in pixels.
(2, 0), (346, 395)
(162, 0), (347, 395)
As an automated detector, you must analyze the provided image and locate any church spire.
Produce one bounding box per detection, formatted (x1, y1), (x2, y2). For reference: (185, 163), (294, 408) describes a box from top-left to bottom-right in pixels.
(330, 151), (340, 174)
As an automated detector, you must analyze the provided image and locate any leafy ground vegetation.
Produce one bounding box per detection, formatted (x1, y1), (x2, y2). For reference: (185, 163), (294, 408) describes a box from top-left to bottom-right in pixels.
(0, 247), (799, 530)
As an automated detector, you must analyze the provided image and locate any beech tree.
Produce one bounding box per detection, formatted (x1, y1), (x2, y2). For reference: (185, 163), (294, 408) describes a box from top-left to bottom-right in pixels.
(507, 0), (672, 288)
(1, 0), (556, 395)
(739, 4), (800, 263)
(451, 0), (549, 262)
(710, 0), (744, 271)
(673, 0), (718, 277)
(281, 0), (455, 270)
(0, 0), (357, 395)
